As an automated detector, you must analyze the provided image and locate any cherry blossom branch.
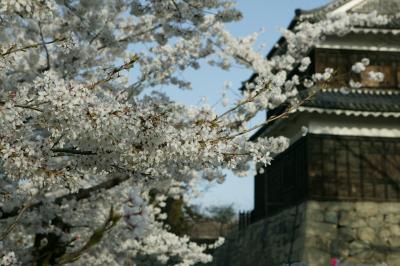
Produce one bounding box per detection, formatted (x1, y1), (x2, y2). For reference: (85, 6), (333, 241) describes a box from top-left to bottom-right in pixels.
(219, 83), (326, 141)
(56, 206), (121, 265)
(181, 0), (218, 15)
(0, 37), (66, 57)
(212, 82), (270, 123)
(97, 25), (162, 51)
(86, 55), (139, 89)
(0, 175), (131, 220)
(38, 21), (51, 72)
(50, 148), (97, 156)
(0, 100), (45, 112)
(0, 201), (32, 241)
(171, 0), (183, 19)
(206, 81), (328, 146)
(55, 175), (131, 204)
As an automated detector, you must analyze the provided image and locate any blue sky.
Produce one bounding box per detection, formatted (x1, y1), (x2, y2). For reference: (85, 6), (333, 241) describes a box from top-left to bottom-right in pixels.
(164, 0), (331, 211)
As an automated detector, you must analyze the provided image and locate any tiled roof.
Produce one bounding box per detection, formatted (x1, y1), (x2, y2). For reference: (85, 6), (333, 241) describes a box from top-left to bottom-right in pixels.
(299, 0), (400, 17)
(353, 0), (400, 15)
(249, 88), (400, 141)
(300, 88), (400, 112)
(298, 0), (352, 17)
(298, 0), (400, 29)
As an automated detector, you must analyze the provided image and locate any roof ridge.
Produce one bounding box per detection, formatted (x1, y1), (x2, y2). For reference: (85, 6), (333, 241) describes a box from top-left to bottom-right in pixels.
(298, 0), (400, 19)
(297, 0), (354, 16)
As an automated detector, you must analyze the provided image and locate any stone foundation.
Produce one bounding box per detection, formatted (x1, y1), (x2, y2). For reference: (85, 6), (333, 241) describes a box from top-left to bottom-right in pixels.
(304, 201), (400, 266)
(209, 201), (400, 266)
(209, 203), (307, 266)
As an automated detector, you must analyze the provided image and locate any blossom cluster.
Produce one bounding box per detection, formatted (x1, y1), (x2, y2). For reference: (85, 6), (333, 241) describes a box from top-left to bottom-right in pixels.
(368, 71), (385, 82)
(349, 58), (385, 88)
(0, 252), (18, 266)
(351, 58), (370, 73)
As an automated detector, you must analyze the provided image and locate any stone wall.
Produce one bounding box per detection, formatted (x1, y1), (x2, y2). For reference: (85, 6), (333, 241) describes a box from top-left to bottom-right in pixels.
(209, 201), (400, 266)
(209, 203), (307, 266)
(304, 201), (400, 266)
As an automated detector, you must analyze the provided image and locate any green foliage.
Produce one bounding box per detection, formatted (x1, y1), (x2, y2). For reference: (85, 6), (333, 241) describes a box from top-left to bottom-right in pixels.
(205, 204), (236, 225)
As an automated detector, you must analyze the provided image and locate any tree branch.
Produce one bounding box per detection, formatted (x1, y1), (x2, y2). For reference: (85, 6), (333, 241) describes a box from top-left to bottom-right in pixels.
(38, 21), (51, 72)
(54, 175), (130, 204)
(0, 201), (32, 240)
(55, 206), (121, 265)
(51, 148), (97, 156)
(86, 55), (139, 89)
(0, 100), (45, 112)
(0, 37), (66, 57)
(0, 175), (130, 220)
(97, 25), (162, 51)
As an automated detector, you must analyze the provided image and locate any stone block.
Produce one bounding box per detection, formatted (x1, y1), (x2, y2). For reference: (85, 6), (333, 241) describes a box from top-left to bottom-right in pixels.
(305, 222), (337, 238)
(388, 236), (400, 247)
(357, 227), (375, 243)
(352, 219), (368, 228)
(305, 235), (332, 250)
(339, 210), (367, 228)
(338, 248), (349, 258)
(338, 210), (353, 226)
(348, 240), (369, 256)
(338, 227), (357, 242)
(379, 203), (400, 214)
(378, 229), (391, 242)
(387, 253), (400, 265)
(354, 202), (379, 217)
(325, 202), (353, 212)
(307, 209), (324, 222)
(324, 211), (338, 224)
(384, 213), (399, 224)
(389, 224), (400, 236)
(302, 248), (330, 266)
(367, 215), (384, 229)
(307, 201), (321, 211)
(356, 250), (379, 262)
(341, 257), (362, 265)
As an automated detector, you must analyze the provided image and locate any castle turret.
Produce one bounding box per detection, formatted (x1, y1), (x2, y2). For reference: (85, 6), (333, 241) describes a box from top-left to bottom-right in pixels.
(212, 1), (400, 265)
